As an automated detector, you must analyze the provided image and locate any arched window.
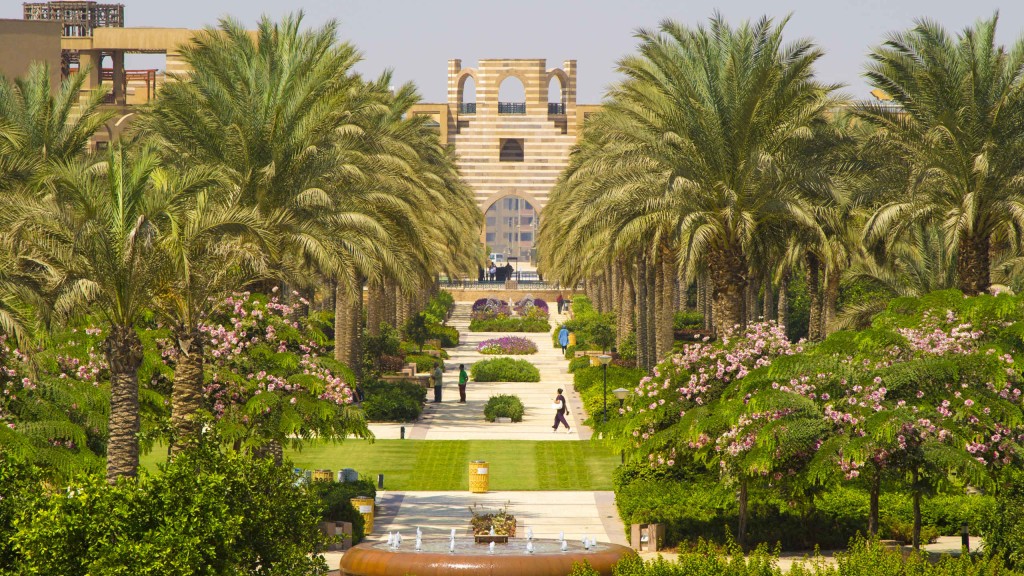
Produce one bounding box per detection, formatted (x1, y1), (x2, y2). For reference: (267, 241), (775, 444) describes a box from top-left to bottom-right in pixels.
(498, 76), (526, 114)
(499, 138), (524, 162)
(458, 74), (476, 114)
(547, 75), (565, 114)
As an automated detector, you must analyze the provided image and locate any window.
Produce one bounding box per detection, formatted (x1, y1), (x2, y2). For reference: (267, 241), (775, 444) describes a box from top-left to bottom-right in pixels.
(499, 138), (524, 162)
(486, 216), (496, 227)
(520, 232), (533, 242)
(485, 232), (496, 242)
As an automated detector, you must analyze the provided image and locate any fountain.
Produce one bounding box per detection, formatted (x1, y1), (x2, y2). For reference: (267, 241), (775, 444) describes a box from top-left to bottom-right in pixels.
(339, 536), (636, 576)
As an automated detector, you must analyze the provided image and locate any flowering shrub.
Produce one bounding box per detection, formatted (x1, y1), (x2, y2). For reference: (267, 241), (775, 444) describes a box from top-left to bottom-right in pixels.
(477, 336), (538, 355)
(514, 297), (549, 320)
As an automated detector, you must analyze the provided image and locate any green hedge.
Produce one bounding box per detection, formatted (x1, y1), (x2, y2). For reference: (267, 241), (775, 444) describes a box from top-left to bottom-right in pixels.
(405, 353), (440, 373)
(428, 323), (460, 347)
(311, 478), (377, 544)
(483, 394), (525, 422)
(572, 364), (645, 425)
(361, 379), (426, 422)
(470, 317), (550, 332)
(471, 358), (541, 382)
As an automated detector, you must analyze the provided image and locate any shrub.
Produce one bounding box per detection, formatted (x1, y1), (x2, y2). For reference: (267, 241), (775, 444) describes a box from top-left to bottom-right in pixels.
(674, 310), (704, 330)
(471, 358), (541, 382)
(403, 313), (430, 352)
(483, 394), (525, 422)
(428, 323), (460, 347)
(573, 364), (645, 425)
(470, 317), (550, 332)
(10, 445), (329, 575)
(981, 468), (1024, 568)
(425, 291), (455, 324)
(310, 478), (377, 544)
(405, 354), (438, 373)
(361, 379), (426, 422)
(477, 336), (538, 355)
(568, 356), (590, 372)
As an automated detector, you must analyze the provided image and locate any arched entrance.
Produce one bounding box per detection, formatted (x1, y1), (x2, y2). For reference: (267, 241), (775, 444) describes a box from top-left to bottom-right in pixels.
(483, 194), (538, 264)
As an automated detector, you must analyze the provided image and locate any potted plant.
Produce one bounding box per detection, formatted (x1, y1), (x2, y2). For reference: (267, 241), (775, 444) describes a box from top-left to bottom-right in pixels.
(469, 502), (517, 542)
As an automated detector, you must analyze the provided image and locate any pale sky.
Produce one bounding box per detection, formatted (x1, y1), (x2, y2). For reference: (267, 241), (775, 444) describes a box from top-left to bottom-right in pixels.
(9, 0), (1024, 103)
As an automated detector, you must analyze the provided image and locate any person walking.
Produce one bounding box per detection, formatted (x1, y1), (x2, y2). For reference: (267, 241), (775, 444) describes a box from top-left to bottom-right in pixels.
(432, 361), (444, 403)
(552, 388), (571, 433)
(488, 263), (497, 282)
(458, 363), (469, 403)
(558, 325), (570, 354)
(556, 293), (564, 314)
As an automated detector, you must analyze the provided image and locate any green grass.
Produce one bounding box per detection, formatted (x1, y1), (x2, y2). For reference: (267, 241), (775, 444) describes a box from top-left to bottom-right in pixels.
(141, 440), (619, 491)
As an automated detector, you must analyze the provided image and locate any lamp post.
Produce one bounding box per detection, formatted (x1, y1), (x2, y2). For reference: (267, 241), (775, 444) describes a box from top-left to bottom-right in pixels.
(598, 355), (612, 423)
(612, 388), (629, 411)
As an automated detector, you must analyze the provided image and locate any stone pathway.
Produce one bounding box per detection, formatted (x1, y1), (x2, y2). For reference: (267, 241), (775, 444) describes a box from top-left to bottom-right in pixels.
(323, 300), (625, 572)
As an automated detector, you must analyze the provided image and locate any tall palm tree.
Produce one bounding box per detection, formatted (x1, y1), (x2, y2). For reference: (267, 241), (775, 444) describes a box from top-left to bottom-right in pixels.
(7, 144), (201, 481)
(0, 62), (112, 187)
(860, 14), (1024, 295)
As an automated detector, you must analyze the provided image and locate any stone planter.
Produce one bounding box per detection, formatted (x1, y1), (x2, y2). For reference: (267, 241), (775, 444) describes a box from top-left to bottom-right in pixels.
(495, 417), (513, 423)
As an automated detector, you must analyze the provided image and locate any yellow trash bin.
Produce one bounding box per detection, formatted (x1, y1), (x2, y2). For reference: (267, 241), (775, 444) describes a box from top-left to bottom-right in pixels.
(312, 469), (333, 482)
(469, 460), (489, 493)
(351, 496), (375, 534)
(568, 332), (577, 347)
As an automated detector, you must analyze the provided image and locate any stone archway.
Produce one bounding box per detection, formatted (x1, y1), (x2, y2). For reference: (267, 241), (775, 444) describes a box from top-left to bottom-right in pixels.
(481, 191), (542, 264)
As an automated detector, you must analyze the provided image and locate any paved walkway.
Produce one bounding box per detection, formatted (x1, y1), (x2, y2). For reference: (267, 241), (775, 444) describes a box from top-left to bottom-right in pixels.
(367, 302), (591, 441)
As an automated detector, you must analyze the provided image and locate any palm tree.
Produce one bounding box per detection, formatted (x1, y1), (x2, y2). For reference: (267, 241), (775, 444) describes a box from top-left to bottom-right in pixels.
(7, 144), (196, 482)
(860, 14), (1024, 295)
(543, 14), (840, 338)
(0, 62), (112, 187)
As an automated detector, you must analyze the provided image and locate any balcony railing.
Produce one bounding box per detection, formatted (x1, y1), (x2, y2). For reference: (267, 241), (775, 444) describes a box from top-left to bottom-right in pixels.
(498, 102), (527, 115)
(548, 102), (566, 115)
(458, 102), (476, 114)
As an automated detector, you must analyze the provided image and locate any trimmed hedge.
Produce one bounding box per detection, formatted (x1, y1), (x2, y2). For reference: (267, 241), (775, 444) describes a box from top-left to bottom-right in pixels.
(361, 379), (426, 422)
(572, 364), (645, 425)
(483, 394), (525, 422)
(428, 323), (460, 347)
(470, 317), (550, 332)
(471, 358), (541, 382)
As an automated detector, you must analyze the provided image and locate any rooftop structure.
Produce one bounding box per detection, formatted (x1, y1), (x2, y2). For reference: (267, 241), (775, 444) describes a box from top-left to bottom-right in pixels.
(23, 1), (124, 37)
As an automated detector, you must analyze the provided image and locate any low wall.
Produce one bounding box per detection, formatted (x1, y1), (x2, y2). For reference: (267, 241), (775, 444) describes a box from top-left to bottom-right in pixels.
(450, 289), (581, 302)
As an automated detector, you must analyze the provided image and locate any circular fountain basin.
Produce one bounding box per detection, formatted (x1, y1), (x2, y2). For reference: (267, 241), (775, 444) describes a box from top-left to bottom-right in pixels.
(339, 538), (636, 576)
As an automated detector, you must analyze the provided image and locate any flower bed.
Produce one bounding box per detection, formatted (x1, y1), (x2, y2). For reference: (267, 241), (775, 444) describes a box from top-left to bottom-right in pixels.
(470, 358), (541, 382)
(477, 336), (538, 355)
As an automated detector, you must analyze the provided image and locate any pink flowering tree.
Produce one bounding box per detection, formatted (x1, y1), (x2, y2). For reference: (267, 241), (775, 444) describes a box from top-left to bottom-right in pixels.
(157, 291), (370, 458)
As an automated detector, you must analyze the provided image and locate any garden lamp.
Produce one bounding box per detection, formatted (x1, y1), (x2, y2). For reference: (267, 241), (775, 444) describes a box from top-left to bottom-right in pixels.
(598, 355), (612, 423)
(613, 387), (629, 409)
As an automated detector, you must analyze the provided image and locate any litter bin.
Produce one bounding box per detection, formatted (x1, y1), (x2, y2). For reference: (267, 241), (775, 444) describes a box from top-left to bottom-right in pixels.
(469, 460), (489, 493)
(351, 496), (375, 534)
(312, 469), (333, 482)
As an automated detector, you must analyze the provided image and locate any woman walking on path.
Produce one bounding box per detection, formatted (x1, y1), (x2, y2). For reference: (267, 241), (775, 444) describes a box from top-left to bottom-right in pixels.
(552, 388), (571, 433)
(458, 364), (468, 403)
(558, 326), (570, 354)
(432, 362), (444, 403)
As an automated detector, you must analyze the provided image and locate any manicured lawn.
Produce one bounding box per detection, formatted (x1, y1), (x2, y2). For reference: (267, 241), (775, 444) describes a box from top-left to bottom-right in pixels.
(141, 440), (619, 491)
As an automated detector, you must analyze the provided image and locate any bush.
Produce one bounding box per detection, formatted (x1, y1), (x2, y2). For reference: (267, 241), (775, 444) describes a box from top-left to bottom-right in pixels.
(361, 379), (426, 422)
(425, 290), (455, 324)
(470, 317), (550, 332)
(428, 323), (460, 347)
(568, 356), (590, 372)
(405, 354), (439, 373)
(674, 310), (704, 330)
(483, 394), (525, 422)
(9, 445), (329, 575)
(573, 364), (645, 425)
(477, 336), (538, 355)
(471, 358), (541, 382)
(310, 479), (377, 544)
(982, 469), (1024, 568)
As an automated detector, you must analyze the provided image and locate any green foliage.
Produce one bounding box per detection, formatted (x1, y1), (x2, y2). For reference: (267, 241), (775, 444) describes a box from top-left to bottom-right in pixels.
(404, 354), (438, 374)
(427, 323), (460, 347)
(424, 290), (455, 325)
(403, 313), (430, 353)
(363, 323), (402, 375)
(309, 479), (376, 544)
(567, 356), (590, 372)
(470, 317), (551, 332)
(361, 379), (426, 422)
(470, 358), (541, 383)
(9, 444), (328, 575)
(786, 271), (811, 342)
(572, 364), (645, 427)
(483, 394), (525, 422)
(0, 455), (37, 571)
(553, 297), (617, 351)
(674, 311), (704, 330)
(980, 468), (1024, 569)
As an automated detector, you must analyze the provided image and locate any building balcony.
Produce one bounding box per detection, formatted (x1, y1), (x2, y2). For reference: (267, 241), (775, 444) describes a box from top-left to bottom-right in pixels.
(498, 102), (526, 115)
(459, 102), (476, 114)
(547, 102), (565, 115)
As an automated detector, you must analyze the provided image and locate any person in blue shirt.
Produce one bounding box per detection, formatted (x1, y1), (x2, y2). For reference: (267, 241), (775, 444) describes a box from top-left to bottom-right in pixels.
(558, 326), (570, 354)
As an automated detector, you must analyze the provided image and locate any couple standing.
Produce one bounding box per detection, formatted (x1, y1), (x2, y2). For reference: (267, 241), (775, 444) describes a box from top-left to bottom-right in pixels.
(432, 362), (470, 403)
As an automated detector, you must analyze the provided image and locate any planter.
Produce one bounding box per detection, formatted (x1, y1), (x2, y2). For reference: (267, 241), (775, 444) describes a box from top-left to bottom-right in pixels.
(473, 534), (509, 544)
(495, 417), (512, 423)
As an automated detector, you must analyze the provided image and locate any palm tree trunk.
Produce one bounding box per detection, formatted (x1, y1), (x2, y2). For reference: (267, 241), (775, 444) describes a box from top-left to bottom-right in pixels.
(636, 258), (649, 370)
(657, 247), (675, 360)
(823, 267), (840, 336)
(367, 281), (384, 336)
(738, 477), (749, 551)
(763, 280), (776, 322)
(619, 262), (636, 348)
(334, 281), (362, 375)
(710, 247), (747, 336)
(956, 233), (991, 295)
(170, 329), (204, 454)
(746, 273), (760, 323)
(645, 257), (657, 367)
(384, 280), (397, 327)
(104, 325), (144, 482)
(778, 270), (789, 333)
(806, 253), (823, 342)
(655, 252), (665, 357)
